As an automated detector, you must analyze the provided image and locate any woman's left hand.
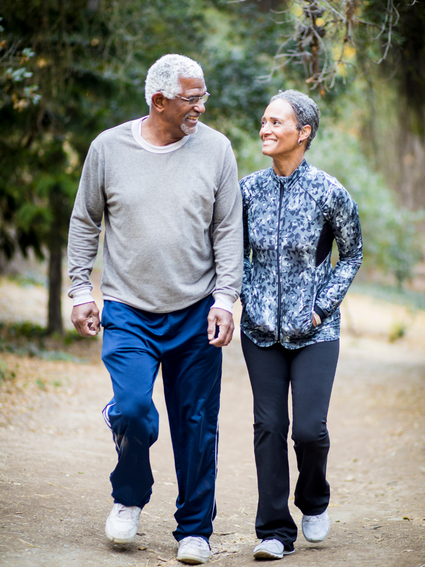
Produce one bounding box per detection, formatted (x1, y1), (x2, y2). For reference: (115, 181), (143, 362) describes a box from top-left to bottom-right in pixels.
(312, 311), (321, 327)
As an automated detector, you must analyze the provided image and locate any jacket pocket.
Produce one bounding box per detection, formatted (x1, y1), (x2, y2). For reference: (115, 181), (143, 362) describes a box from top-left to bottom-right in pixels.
(242, 285), (278, 336)
(279, 283), (316, 339)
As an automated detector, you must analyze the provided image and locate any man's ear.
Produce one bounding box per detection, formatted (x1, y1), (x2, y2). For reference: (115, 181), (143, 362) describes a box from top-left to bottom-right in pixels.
(151, 92), (167, 113)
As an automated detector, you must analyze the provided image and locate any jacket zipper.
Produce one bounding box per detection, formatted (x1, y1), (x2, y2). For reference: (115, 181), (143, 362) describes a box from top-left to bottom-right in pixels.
(276, 180), (284, 342)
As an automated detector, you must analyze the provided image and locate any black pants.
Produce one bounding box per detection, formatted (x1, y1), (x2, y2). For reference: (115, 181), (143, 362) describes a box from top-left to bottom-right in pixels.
(241, 333), (339, 549)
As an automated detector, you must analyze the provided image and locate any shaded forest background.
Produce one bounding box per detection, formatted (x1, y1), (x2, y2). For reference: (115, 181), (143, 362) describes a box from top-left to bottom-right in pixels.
(0, 0), (424, 335)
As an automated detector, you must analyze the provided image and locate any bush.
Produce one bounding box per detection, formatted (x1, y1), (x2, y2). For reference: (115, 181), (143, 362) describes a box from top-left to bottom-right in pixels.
(308, 130), (424, 287)
(0, 321), (89, 361)
(236, 128), (423, 288)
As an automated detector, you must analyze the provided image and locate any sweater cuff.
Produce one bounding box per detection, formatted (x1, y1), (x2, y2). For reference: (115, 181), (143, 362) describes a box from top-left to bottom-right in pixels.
(211, 293), (234, 314)
(71, 288), (95, 307)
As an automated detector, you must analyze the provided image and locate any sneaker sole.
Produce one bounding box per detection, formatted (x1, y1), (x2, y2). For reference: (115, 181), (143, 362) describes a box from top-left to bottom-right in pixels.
(177, 554), (209, 565)
(254, 550), (283, 559)
(302, 527), (330, 543)
(303, 535), (329, 543)
(105, 526), (137, 544)
(254, 549), (295, 559)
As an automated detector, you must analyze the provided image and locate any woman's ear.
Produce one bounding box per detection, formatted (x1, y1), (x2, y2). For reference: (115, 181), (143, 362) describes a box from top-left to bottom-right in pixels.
(300, 124), (311, 142)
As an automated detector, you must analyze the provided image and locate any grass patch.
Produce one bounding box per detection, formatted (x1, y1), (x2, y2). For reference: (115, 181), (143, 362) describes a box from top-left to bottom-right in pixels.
(388, 321), (407, 343)
(0, 321), (90, 363)
(7, 273), (46, 287)
(35, 378), (47, 391)
(0, 358), (17, 383)
(350, 282), (425, 312)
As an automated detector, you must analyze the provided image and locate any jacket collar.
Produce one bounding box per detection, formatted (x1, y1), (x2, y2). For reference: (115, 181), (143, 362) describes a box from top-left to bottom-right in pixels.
(271, 159), (309, 190)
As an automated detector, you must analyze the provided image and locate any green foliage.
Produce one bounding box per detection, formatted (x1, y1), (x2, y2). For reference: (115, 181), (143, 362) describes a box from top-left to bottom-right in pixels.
(0, 19), (41, 112)
(237, 137), (270, 180)
(351, 282), (425, 312)
(235, 121), (423, 288)
(359, 0), (425, 138)
(2, 321), (47, 340)
(0, 358), (16, 383)
(0, 321), (89, 361)
(0, 0), (288, 335)
(7, 273), (45, 287)
(308, 128), (423, 287)
(1, 2), (130, 264)
(0, 0), (210, 332)
(199, 2), (285, 144)
(388, 321), (406, 343)
(1, 0), (422, 331)
(202, 49), (281, 147)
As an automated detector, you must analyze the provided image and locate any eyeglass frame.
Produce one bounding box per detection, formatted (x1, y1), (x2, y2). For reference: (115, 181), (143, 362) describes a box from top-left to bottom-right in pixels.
(174, 92), (210, 106)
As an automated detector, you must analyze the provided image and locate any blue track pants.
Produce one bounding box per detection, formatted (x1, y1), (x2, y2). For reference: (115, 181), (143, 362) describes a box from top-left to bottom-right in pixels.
(101, 296), (222, 541)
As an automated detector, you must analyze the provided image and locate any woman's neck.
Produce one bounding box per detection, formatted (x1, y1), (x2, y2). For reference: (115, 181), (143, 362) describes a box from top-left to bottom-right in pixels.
(272, 152), (305, 177)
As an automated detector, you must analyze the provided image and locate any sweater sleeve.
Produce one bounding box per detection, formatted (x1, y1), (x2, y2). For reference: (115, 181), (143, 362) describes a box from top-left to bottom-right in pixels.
(314, 183), (363, 318)
(211, 144), (243, 306)
(67, 143), (105, 299)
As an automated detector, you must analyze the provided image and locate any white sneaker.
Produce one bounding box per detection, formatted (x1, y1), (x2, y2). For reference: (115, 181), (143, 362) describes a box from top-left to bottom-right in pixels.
(253, 539), (295, 560)
(177, 536), (211, 564)
(105, 503), (141, 543)
(302, 510), (330, 543)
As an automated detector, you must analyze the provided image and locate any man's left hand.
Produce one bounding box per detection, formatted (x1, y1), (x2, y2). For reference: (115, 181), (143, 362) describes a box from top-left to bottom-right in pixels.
(207, 307), (235, 347)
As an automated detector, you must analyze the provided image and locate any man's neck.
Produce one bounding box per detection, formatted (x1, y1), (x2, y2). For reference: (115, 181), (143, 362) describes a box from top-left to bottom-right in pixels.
(141, 116), (185, 147)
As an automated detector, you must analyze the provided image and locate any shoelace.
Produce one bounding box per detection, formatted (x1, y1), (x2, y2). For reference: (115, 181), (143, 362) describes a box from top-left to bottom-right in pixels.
(305, 515), (321, 522)
(181, 537), (208, 549)
(116, 504), (138, 520)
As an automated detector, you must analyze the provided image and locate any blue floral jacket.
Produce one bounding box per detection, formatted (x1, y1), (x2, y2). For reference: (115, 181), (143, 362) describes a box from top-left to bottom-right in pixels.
(240, 160), (363, 349)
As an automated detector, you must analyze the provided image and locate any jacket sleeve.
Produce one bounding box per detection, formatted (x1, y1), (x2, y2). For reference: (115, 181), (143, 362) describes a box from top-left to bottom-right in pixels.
(211, 143), (243, 307)
(239, 177), (252, 307)
(67, 143), (105, 299)
(314, 182), (363, 319)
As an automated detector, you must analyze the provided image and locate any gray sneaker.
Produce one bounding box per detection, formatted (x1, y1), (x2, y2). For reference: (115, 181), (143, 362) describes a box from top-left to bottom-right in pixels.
(177, 536), (211, 564)
(302, 510), (330, 543)
(105, 503), (141, 543)
(253, 539), (295, 560)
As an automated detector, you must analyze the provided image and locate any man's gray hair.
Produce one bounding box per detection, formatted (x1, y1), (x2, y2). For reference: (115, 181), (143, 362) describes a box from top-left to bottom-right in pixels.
(145, 54), (204, 108)
(270, 90), (320, 151)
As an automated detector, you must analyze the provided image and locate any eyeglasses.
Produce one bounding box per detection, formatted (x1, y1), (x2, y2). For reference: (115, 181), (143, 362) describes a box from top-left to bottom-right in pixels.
(175, 92), (210, 105)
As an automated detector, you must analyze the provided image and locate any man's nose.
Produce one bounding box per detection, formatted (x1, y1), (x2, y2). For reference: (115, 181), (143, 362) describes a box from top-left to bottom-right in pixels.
(193, 100), (206, 114)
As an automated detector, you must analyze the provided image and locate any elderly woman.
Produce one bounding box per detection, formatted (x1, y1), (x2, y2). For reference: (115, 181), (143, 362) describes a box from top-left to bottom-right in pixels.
(240, 90), (363, 560)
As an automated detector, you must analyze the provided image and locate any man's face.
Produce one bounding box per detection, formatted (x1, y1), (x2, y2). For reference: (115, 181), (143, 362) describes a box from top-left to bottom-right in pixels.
(164, 76), (207, 137)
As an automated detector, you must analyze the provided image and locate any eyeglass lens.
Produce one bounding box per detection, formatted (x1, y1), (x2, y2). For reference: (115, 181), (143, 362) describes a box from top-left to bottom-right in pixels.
(189, 93), (209, 105)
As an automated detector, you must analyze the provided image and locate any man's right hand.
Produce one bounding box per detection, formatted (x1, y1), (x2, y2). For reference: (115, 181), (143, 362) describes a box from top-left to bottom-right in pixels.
(71, 302), (101, 337)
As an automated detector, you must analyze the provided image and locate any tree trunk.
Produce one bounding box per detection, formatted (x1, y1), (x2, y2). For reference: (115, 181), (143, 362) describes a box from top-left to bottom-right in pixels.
(47, 230), (63, 336)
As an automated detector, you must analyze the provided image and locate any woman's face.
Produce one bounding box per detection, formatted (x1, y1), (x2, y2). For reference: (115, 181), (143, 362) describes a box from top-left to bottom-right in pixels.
(259, 99), (300, 158)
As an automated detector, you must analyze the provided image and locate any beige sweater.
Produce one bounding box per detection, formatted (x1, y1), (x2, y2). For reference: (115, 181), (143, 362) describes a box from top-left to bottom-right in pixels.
(67, 118), (243, 313)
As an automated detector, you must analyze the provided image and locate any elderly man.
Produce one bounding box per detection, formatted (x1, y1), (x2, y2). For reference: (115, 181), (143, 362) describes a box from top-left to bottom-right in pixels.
(67, 54), (242, 565)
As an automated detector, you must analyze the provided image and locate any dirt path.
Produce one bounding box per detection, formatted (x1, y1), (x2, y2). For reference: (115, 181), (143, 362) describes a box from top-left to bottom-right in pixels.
(0, 280), (424, 567)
